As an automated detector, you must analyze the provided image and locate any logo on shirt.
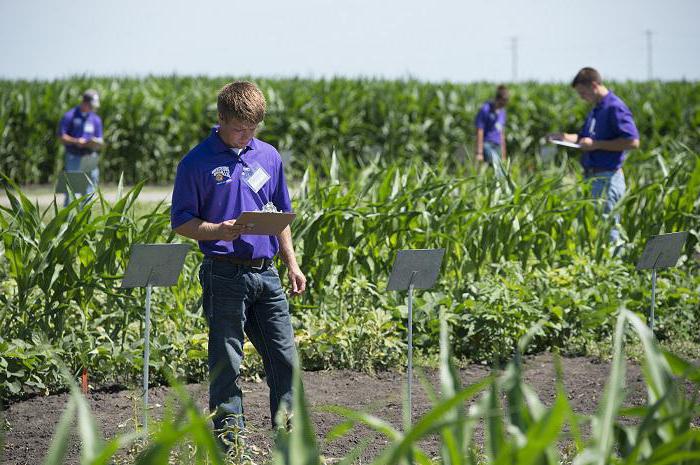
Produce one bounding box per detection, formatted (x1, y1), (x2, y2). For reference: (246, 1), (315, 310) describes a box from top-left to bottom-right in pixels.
(211, 166), (232, 184)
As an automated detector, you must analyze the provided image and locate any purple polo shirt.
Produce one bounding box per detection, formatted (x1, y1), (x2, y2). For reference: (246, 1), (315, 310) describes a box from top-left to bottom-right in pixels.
(58, 106), (103, 155)
(171, 128), (292, 259)
(475, 101), (506, 145)
(578, 91), (639, 171)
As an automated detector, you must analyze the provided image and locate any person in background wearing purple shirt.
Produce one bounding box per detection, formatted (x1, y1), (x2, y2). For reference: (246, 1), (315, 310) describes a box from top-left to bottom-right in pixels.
(549, 67), (640, 243)
(171, 81), (306, 450)
(57, 89), (104, 204)
(475, 85), (509, 177)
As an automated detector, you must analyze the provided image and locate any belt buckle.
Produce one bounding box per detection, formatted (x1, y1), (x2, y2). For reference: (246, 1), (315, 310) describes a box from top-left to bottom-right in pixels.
(250, 259), (265, 270)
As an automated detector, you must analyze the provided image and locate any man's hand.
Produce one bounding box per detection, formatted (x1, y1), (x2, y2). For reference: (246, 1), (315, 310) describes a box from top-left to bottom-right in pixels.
(287, 265), (306, 297)
(476, 152), (484, 162)
(578, 137), (597, 151)
(218, 219), (245, 241)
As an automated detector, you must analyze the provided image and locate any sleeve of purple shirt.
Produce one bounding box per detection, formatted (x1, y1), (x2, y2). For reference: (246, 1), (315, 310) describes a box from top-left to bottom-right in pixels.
(94, 116), (103, 138)
(170, 160), (200, 229)
(475, 105), (488, 129)
(272, 159), (292, 213)
(58, 111), (70, 137)
(611, 105), (639, 140)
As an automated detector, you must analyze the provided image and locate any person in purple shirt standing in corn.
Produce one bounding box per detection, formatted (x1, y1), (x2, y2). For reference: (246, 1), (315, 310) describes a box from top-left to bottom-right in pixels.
(549, 67), (640, 243)
(171, 81), (306, 449)
(57, 89), (104, 204)
(475, 85), (509, 177)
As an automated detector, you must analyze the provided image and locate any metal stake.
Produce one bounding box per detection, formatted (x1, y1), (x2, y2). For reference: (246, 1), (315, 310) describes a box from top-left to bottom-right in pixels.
(143, 283), (152, 433)
(406, 271), (417, 428)
(650, 267), (656, 333)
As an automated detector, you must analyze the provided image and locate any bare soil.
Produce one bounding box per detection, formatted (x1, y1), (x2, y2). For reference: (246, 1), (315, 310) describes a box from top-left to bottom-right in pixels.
(0, 353), (674, 464)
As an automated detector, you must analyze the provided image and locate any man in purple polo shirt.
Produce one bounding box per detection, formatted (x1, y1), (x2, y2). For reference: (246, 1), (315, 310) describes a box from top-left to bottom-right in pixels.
(549, 67), (640, 243)
(475, 85), (509, 177)
(57, 89), (104, 204)
(171, 81), (306, 448)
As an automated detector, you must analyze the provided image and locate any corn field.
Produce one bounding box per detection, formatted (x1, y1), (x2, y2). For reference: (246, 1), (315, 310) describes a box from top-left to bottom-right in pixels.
(0, 77), (698, 183)
(1, 147), (698, 399)
(0, 77), (699, 463)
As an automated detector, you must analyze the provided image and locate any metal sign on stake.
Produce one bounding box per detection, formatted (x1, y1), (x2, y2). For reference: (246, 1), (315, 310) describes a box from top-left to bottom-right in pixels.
(387, 248), (445, 428)
(636, 231), (688, 334)
(55, 171), (92, 196)
(121, 243), (190, 433)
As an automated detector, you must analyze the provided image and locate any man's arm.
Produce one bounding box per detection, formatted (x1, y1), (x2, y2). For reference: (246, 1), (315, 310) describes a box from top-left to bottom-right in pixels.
(174, 217), (243, 242)
(58, 133), (103, 150)
(59, 133), (83, 147)
(578, 137), (640, 152)
(475, 128), (484, 161)
(277, 225), (306, 296)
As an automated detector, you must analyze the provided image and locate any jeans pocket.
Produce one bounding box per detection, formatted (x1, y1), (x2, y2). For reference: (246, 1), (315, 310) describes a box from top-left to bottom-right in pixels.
(210, 261), (244, 282)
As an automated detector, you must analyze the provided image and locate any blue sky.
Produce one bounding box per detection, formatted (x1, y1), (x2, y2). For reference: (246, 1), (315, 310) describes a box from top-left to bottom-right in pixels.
(1, 0), (698, 82)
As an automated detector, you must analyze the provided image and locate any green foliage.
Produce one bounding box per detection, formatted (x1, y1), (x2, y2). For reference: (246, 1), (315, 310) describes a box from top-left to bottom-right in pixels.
(1, 143), (699, 399)
(1, 78), (699, 401)
(0, 77), (698, 183)
(30, 309), (700, 464)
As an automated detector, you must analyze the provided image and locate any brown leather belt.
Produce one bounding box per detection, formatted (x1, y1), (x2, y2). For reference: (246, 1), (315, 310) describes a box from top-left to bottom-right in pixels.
(585, 167), (622, 175)
(209, 255), (272, 269)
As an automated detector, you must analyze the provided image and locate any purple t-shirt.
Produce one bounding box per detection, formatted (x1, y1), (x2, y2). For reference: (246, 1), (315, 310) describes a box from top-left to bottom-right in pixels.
(58, 106), (103, 155)
(475, 101), (506, 145)
(171, 128), (292, 259)
(578, 91), (639, 171)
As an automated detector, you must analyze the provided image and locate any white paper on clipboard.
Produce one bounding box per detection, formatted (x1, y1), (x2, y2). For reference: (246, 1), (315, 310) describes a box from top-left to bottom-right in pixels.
(550, 139), (581, 149)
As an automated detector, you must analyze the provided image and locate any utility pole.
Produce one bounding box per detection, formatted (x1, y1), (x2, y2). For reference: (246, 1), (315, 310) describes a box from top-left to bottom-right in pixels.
(645, 29), (653, 80)
(510, 36), (518, 82)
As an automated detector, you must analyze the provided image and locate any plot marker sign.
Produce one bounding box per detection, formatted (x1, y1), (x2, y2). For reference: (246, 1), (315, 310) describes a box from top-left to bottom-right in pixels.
(121, 243), (190, 433)
(387, 248), (445, 428)
(636, 232), (688, 335)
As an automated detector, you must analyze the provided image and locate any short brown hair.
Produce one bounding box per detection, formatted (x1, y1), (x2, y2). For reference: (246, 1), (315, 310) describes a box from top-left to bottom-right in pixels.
(495, 85), (509, 102)
(217, 81), (266, 124)
(571, 67), (602, 87)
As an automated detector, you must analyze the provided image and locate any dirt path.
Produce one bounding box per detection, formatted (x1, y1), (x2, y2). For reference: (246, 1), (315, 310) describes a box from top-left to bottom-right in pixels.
(1, 353), (663, 465)
(0, 184), (173, 207)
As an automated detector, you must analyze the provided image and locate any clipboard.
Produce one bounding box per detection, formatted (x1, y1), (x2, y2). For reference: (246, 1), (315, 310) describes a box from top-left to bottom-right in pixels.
(550, 139), (581, 149)
(235, 211), (296, 235)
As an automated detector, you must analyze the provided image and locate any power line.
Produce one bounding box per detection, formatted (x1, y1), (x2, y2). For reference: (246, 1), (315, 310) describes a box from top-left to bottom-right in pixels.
(645, 29), (653, 80)
(511, 36), (518, 81)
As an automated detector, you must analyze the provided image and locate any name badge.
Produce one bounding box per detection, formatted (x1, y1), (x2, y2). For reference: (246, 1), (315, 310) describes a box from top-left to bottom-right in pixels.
(241, 161), (270, 193)
(589, 118), (596, 137)
(84, 122), (95, 134)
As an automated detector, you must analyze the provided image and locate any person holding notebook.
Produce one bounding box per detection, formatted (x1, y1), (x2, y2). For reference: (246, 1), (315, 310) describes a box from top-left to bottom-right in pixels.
(170, 81), (306, 450)
(549, 67), (640, 243)
(475, 85), (509, 176)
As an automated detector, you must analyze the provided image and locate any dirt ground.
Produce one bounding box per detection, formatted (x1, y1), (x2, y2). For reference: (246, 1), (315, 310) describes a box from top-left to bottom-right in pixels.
(0, 353), (680, 464)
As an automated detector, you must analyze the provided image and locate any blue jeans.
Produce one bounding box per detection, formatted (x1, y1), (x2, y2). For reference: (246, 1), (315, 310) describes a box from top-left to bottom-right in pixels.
(63, 151), (99, 206)
(198, 257), (296, 435)
(484, 142), (505, 178)
(587, 169), (625, 242)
